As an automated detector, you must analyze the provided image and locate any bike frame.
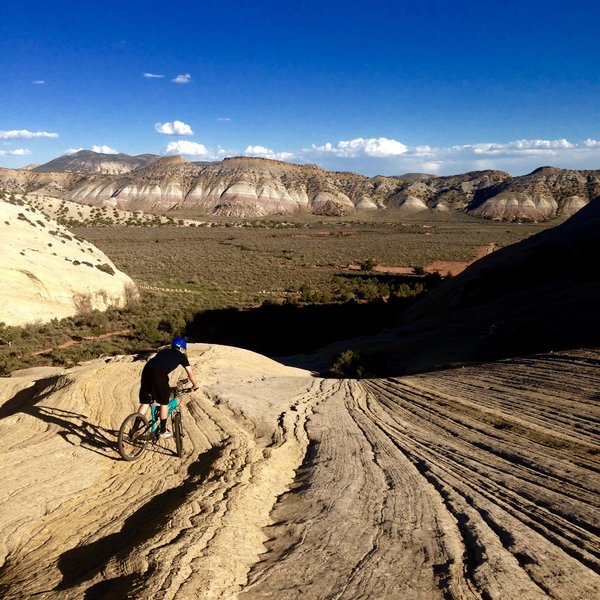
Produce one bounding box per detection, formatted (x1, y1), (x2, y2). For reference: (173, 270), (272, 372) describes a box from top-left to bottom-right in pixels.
(149, 396), (180, 433)
(117, 386), (190, 461)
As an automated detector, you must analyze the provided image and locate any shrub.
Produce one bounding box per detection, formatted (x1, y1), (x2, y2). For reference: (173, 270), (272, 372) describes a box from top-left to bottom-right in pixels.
(96, 263), (115, 276)
(73, 292), (93, 314)
(85, 310), (110, 334)
(158, 315), (186, 335)
(359, 258), (378, 271)
(0, 322), (20, 346)
(0, 352), (20, 376)
(124, 283), (140, 308)
(261, 298), (282, 307)
(329, 349), (375, 378)
(134, 318), (164, 345)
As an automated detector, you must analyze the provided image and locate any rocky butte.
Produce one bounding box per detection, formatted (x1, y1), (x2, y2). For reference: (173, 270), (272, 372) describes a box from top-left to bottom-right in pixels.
(0, 197), (138, 326)
(0, 152), (598, 220)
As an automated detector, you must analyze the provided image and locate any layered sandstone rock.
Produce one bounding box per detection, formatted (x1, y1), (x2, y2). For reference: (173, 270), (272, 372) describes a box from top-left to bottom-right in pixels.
(0, 344), (598, 598)
(0, 199), (138, 326)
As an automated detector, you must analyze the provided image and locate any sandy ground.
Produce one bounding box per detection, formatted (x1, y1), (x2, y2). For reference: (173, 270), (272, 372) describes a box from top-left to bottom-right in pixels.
(0, 344), (598, 599)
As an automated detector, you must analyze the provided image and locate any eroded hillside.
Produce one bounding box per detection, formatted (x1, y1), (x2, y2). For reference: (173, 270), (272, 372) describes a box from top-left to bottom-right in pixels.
(0, 344), (598, 598)
(3, 153), (598, 220)
(33, 150), (160, 175)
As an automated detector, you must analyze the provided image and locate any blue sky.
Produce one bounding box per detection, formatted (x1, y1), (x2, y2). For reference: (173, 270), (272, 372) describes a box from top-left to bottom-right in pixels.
(1, 0), (599, 175)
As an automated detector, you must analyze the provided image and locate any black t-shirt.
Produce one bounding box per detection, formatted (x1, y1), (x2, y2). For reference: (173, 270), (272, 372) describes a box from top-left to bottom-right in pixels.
(147, 348), (190, 374)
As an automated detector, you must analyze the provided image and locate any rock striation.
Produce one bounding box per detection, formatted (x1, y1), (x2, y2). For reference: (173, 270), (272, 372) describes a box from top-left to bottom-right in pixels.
(0, 344), (598, 598)
(2, 153), (599, 220)
(0, 198), (138, 326)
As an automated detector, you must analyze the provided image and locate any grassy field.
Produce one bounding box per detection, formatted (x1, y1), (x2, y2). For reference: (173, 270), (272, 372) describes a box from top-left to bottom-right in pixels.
(0, 210), (556, 373)
(76, 211), (553, 308)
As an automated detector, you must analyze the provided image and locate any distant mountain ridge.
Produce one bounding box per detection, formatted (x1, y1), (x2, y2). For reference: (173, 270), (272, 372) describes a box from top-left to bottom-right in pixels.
(34, 150), (160, 175)
(1, 152), (598, 220)
(469, 166), (600, 221)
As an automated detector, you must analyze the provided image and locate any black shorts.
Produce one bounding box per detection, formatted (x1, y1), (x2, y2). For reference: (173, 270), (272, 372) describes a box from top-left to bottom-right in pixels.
(139, 365), (170, 405)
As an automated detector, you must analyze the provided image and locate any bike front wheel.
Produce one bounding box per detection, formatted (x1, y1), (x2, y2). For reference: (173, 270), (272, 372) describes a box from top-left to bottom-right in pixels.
(172, 411), (184, 458)
(118, 413), (150, 461)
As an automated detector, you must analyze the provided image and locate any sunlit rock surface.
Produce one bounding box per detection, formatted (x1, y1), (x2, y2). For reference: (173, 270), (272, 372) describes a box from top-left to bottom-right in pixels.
(0, 199), (138, 325)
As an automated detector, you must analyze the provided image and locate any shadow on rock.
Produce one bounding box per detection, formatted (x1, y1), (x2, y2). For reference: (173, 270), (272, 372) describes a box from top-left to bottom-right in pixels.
(0, 375), (121, 459)
(55, 445), (223, 593)
(0, 375), (66, 420)
(35, 405), (119, 460)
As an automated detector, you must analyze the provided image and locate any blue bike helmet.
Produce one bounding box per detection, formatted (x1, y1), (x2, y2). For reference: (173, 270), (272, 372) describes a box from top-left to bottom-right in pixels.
(171, 336), (187, 351)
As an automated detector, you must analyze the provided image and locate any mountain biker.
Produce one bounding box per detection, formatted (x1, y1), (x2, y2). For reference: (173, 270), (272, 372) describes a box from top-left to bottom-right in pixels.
(136, 336), (199, 439)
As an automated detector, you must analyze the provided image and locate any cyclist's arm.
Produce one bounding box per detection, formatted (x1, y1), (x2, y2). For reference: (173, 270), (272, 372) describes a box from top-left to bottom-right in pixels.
(185, 366), (200, 391)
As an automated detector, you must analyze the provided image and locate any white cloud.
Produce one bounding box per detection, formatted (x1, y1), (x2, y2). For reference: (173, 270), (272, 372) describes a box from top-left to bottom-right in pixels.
(414, 145), (435, 157)
(418, 161), (443, 173)
(516, 138), (574, 149)
(157, 135), (600, 174)
(217, 117), (232, 122)
(245, 145), (271, 155)
(155, 120), (194, 135)
(165, 140), (210, 156)
(172, 73), (191, 84)
(66, 148), (83, 154)
(91, 145), (118, 154)
(0, 129), (59, 139)
(143, 72), (164, 78)
(216, 146), (234, 157)
(311, 137), (408, 158)
(298, 135), (600, 176)
(32, 80), (45, 85)
(244, 145), (295, 160)
(457, 138), (576, 157)
(0, 148), (31, 156)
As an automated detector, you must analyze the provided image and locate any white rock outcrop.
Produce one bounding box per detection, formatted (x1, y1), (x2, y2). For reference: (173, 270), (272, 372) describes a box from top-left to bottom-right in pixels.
(0, 199), (138, 326)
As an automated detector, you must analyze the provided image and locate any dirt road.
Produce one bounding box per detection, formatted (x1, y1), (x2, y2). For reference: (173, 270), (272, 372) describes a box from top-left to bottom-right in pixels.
(0, 345), (598, 598)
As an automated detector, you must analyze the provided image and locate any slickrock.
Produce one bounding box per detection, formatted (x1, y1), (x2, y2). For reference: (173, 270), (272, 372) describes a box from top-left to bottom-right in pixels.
(0, 344), (598, 598)
(0, 198), (138, 325)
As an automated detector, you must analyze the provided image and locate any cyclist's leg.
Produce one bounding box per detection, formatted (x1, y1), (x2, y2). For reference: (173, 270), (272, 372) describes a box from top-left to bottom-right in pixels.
(131, 365), (156, 437)
(138, 364), (155, 416)
(152, 371), (171, 434)
(137, 403), (150, 416)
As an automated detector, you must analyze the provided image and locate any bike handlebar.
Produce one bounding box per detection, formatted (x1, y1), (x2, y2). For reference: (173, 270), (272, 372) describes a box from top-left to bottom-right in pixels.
(172, 386), (194, 395)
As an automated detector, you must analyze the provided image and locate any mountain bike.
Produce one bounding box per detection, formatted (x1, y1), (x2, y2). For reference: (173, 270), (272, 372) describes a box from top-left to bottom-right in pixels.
(117, 385), (191, 461)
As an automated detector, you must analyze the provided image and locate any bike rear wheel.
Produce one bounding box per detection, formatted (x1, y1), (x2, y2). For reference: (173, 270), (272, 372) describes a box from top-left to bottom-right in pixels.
(172, 411), (184, 458)
(118, 413), (150, 461)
